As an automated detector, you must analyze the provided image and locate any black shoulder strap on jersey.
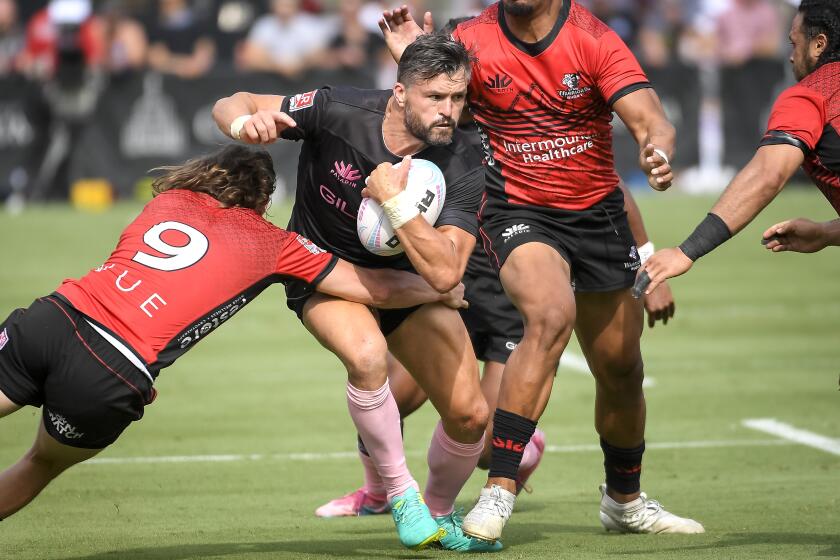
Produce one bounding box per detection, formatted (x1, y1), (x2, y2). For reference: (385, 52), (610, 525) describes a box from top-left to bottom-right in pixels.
(760, 130), (810, 155)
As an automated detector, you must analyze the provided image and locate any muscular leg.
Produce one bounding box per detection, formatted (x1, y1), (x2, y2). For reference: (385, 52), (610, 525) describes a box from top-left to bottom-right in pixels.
(574, 288), (645, 503)
(388, 303), (488, 517)
(0, 420), (101, 519)
(303, 294), (416, 500)
(487, 243), (575, 494)
(387, 303), (487, 444)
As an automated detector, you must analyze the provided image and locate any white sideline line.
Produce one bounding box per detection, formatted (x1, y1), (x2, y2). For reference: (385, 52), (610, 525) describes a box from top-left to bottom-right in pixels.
(742, 418), (840, 456)
(560, 352), (657, 388)
(84, 438), (792, 466)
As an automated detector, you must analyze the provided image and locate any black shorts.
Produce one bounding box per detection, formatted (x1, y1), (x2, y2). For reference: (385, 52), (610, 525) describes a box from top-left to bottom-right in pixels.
(284, 279), (421, 337)
(479, 188), (640, 292)
(460, 253), (524, 364)
(0, 295), (156, 449)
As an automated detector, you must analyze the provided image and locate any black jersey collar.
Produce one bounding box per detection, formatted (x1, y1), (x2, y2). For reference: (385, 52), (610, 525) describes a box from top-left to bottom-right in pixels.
(498, 0), (570, 57)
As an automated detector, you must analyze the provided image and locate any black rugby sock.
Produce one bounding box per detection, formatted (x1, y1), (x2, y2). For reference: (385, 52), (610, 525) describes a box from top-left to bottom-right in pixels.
(601, 438), (645, 495)
(488, 409), (537, 480)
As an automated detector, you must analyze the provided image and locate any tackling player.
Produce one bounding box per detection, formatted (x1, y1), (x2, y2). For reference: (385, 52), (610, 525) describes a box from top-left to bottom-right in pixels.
(636, 0), (840, 295)
(0, 145), (467, 521)
(380, 0), (702, 540)
(213, 34), (501, 551)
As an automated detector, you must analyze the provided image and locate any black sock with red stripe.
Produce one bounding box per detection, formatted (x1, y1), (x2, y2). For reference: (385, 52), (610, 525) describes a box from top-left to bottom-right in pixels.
(601, 438), (645, 494)
(488, 409), (537, 480)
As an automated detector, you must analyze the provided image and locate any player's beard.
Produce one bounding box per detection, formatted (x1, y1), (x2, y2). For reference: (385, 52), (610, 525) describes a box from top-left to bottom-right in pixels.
(404, 104), (456, 147)
(502, 0), (537, 17)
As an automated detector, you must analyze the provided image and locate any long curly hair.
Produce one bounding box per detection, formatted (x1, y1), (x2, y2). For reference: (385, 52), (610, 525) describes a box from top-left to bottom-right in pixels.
(799, 0), (840, 69)
(151, 145), (276, 212)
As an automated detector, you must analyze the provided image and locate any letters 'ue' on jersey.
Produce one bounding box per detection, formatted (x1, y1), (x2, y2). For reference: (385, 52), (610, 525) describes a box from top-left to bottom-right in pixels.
(760, 62), (840, 215)
(57, 190), (337, 376)
(454, 0), (651, 210)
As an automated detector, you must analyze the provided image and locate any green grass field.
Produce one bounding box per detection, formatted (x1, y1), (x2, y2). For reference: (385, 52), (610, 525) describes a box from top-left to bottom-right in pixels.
(0, 190), (838, 559)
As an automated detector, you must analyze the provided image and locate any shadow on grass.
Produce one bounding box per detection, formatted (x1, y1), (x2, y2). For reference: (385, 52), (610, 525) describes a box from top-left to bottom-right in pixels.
(61, 523), (597, 560)
(63, 538), (433, 560)
(619, 532), (840, 557)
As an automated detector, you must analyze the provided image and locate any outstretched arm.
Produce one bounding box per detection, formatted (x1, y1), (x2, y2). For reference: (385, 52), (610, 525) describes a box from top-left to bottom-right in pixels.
(762, 217), (840, 253)
(635, 143), (805, 296)
(212, 92), (296, 144)
(317, 260), (467, 309)
(613, 88), (676, 192)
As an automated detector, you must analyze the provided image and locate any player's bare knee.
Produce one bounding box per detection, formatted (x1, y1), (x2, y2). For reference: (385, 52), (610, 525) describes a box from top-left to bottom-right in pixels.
(523, 312), (573, 357)
(594, 357), (644, 394)
(444, 400), (488, 442)
(343, 341), (388, 389)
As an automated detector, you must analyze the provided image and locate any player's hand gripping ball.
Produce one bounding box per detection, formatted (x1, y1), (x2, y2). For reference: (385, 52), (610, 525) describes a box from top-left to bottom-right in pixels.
(357, 158), (446, 256)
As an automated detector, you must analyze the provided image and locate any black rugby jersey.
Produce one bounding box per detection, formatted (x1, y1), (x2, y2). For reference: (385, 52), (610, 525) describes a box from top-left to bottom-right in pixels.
(281, 86), (485, 269)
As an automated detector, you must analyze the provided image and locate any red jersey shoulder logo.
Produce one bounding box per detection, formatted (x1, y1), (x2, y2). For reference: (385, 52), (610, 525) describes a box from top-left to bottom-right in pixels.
(289, 90), (317, 112)
(295, 234), (327, 255)
(558, 73), (592, 100)
(484, 73), (515, 94)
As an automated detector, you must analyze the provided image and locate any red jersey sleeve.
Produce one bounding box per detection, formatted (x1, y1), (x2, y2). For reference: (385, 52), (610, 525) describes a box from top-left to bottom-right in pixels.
(592, 30), (650, 106)
(760, 85), (826, 153)
(276, 233), (338, 286)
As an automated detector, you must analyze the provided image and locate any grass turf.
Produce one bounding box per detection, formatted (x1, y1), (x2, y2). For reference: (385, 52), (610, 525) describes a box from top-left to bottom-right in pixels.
(0, 189), (838, 559)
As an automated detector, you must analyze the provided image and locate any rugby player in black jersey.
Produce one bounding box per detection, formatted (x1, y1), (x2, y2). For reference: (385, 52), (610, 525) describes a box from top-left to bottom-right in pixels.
(213, 34), (502, 552)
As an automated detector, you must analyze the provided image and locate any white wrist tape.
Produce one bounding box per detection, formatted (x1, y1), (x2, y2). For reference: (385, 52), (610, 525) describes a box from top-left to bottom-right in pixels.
(638, 241), (655, 264)
(653, 148), (670, 165)
(381, 191), (419, 230)
(230, 115), (252, 140)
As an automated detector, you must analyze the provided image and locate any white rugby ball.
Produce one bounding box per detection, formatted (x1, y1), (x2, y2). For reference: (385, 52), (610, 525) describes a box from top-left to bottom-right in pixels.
(357, 158), (446, 256)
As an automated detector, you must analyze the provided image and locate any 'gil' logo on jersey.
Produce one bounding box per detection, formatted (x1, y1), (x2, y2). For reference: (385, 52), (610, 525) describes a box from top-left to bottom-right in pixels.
(558, 73), (591, 99)
(330, 161), (363, 187)
(484, 73), (514, 94)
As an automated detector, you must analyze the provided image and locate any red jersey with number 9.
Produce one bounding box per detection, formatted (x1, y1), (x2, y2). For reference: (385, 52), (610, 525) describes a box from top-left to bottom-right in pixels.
(56, 190), (336, 375)
(454, 0), (650, 210)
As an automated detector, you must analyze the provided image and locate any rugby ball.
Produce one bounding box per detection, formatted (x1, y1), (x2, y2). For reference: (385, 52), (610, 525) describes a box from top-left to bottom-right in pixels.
(357, 158), (446, 256)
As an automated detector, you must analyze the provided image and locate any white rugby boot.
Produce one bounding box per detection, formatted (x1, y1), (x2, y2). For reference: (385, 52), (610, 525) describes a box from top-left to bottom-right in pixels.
(461, 484), (516, 542)
(599, 484), (705, 534)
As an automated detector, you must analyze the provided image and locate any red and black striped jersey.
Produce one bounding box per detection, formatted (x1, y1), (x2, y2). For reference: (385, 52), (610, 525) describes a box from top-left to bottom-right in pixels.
(454, 0), (650, 210)
(760, 62), (840, 215)
(57, 190), (336, 376)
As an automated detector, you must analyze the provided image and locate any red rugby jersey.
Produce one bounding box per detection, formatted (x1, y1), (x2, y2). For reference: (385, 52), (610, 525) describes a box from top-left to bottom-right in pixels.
(759, 62), (840, 215)
(57, 190), (336, 375)
(454, 0), (650, 210)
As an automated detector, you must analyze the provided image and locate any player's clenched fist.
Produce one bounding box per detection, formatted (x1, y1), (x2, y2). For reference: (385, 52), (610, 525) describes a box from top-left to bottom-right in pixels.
(361, 155), (411, 203)
(231, 110), (297, 144)
(640, 143), (673, 191)
(441, 282), (469, 310)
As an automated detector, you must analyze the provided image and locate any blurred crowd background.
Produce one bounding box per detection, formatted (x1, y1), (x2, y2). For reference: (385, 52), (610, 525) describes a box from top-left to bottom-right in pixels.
(0, 0), (803, 209)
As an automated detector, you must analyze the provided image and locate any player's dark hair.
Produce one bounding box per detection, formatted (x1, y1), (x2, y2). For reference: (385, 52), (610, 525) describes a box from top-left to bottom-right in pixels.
(397, 32), (472, 86)
(151, 145), (276, 211)
(799, 0), (840, 68)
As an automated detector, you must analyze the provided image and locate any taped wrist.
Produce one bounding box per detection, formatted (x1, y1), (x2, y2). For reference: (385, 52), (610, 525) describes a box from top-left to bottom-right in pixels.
(638, 241), (655, 264)
(381, 191), (419, 230)
(679, 213), (732, 261)
(230, 115), (251, 140)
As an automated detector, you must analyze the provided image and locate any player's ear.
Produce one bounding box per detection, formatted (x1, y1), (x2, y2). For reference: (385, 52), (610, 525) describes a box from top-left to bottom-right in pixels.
(394, 82), (406, 107)
(813, 32), (828, 58)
